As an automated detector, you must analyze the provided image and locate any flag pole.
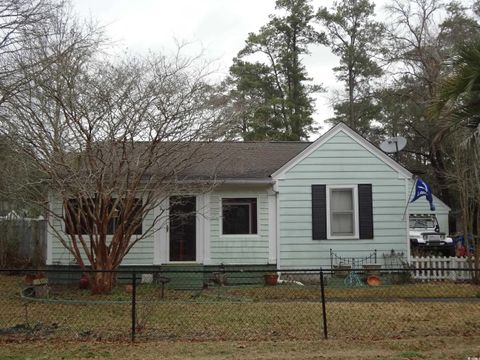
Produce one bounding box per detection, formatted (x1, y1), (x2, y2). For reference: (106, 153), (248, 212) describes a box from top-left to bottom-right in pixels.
(402, 175), (417, 220)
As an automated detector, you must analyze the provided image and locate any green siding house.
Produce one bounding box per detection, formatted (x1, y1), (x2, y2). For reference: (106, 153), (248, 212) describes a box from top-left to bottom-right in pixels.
(46, 123), (449, 270)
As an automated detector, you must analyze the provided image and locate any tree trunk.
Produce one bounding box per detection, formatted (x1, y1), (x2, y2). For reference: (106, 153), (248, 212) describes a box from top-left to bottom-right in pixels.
(430, 149), (452, 206)
(348, 66), (355, 129)
(90, 271), (117, 294)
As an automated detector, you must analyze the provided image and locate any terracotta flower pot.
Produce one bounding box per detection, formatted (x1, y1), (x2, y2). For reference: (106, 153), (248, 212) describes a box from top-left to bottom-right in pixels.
(79, 274), (89, 289)
(367, 275), (381, 286)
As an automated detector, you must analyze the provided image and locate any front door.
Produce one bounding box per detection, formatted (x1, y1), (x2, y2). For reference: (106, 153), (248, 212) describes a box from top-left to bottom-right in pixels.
(169, 196), (196, 261)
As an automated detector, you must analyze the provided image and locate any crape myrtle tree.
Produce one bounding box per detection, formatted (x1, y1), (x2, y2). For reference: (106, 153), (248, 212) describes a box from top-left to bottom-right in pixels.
(0, 5), (227, 293)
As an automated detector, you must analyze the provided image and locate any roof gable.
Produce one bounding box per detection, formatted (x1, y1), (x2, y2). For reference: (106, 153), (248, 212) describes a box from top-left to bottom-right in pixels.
(271, 123), (413, 180)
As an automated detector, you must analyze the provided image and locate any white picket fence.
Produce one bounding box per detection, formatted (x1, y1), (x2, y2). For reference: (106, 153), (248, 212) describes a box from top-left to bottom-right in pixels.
(409, 256), (473, 281)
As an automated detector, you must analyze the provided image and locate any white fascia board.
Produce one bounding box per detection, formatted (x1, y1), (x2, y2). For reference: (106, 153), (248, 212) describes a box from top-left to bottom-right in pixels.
(271, 123), (413, 180)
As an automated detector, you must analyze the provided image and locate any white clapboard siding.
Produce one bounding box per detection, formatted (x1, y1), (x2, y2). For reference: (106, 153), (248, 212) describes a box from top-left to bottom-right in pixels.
(410, 256), (473, 281)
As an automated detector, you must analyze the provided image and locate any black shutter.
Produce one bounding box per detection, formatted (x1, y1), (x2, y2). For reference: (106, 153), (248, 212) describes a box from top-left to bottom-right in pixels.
(312, 185), (327, 240)
(358, 184), (374, 239)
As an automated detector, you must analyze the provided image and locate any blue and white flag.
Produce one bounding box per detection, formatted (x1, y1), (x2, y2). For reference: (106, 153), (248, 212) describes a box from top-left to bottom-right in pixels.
(410, 178), (435, 211)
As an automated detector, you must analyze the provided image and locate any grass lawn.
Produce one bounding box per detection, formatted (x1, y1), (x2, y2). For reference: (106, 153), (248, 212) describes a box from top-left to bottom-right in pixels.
(1, 274), (480, 343)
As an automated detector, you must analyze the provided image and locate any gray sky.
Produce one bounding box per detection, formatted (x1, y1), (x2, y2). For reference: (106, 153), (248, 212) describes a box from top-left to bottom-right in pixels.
(72, 0), (388, 135)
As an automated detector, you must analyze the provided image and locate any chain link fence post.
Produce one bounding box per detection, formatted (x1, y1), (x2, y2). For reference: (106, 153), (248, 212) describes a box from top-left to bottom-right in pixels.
(320, 268), (328, 339)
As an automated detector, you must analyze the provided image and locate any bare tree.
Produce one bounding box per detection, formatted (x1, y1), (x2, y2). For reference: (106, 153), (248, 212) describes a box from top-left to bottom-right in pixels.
(0, 0), (56, 50)
(445, 135), (480, 282)
(0, 0), (64, 105)
(384, 0), (452, 201)
(384, 0), (480, 205)
(0, 1), (103, 213)
(0, 7), (227, 293)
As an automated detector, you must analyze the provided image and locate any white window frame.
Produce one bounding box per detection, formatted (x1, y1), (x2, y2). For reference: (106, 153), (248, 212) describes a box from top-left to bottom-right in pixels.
(220, 196), (259, 237)
(326, 185), (359, 239)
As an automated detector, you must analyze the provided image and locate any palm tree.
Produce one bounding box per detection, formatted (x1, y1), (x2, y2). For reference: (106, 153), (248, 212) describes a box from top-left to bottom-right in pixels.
(433, 41), (480, 283)
(434, 41), (480, 139)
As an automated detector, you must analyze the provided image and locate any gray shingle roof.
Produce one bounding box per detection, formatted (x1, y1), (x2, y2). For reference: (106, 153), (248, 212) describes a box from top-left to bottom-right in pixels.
(178, 142), (311, 180)
(77, 140), (311, 182)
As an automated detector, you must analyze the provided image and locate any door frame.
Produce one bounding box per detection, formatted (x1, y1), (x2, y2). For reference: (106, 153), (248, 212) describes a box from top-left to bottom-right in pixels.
(169, 195), (197, 262)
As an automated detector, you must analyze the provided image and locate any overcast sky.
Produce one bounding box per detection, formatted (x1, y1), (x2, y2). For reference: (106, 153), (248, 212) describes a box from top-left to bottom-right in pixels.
(72, 0), (389, 135)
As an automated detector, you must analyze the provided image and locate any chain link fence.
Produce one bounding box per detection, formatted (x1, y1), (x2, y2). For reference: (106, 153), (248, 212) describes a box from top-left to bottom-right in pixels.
(0, 267), (479, 342)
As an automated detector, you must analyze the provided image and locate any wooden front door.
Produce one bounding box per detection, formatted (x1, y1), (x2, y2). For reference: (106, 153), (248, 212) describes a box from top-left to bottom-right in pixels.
(169, 196), (196, 261)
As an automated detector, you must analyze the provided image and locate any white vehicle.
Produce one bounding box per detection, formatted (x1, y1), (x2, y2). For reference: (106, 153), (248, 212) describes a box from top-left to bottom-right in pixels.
(409, 214), (454, 256)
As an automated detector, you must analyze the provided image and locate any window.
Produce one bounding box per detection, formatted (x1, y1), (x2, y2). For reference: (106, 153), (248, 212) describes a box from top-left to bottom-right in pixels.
(312, 184), (373, 240)
(327, 186), (358, 238)
(222, 198), (257, 235)
(65, 199), (94, 235)
(65, 197), (143, 235)
(107, 198), (143, 235)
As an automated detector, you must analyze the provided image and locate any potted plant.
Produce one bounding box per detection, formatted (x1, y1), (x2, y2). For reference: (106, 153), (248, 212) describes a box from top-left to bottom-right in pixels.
(264, 272), (279, 286)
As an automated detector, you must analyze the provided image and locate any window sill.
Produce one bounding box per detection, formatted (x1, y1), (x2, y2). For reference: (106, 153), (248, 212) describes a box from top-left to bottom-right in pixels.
(220, 234), (261, 239)
(327, 236), (360, 240)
